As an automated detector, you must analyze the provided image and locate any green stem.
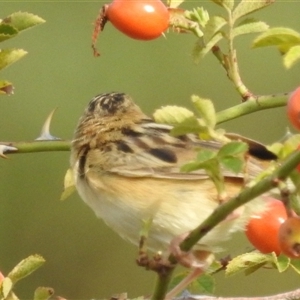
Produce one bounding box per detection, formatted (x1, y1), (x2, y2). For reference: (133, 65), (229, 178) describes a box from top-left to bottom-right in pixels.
(156, 146), (300, 299)
(216, 93), (289, 124)
(225, 7), (252, 100)
(0, 140), (71, 155)
(0, 92), (289, 157)
(176, 150), (300, 254)
(152, 268), (175, 300)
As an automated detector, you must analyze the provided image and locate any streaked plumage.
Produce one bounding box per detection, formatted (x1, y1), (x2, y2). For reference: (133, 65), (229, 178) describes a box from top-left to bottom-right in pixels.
(70, 92), (273, 253)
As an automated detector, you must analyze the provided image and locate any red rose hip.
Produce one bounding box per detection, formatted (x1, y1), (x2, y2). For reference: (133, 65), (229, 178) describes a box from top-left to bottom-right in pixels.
(245, 199), (287, 255)
(278, 217), (300, 259)
(106, 0), (169, 40)
(287, 87), (300, 131)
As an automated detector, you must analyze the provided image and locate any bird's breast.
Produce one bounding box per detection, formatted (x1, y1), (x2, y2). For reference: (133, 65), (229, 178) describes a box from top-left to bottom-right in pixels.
(72, 162), (258, 252)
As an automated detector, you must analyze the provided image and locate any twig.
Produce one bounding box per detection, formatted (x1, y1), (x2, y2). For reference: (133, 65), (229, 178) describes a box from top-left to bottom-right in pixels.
(174, 287), (300, 300)
(152, 150), (300, 299)
(216, 93), (288, 125)
(225, 7), (251, 100)
(177, 150), (300, 255)
(0, 140), (70, 156)
(0, 91), (289, 158)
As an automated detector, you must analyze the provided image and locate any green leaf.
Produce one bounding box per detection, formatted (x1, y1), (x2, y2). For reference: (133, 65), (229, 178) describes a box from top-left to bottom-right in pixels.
(197, 148), (217, 162)
(226, 252), (272, 276)
(183, 151), (226, 194)
(283, 45), (300, 69)
(220, 156), (244, 174)
(0, 277), (13, 299)
(181, 157), (215, 173)
(181, 160), (206, 173)
(0, 24), (18, 42)
(223, 0), (234, 10)
(191, 95), (216, 128)
(210, 0), (234, 10)
(279, 134), (300, 158)
(193, 273), (215, 294)
(205, 162), (224, 194)
(290, 170), (300, 196)
(169, 271), (215, 295)
(253, 27), (300, 48)
(185, 7), (209, 28)
(169, 9), (204, 38)
(168, 272), (186, 291)
(233, 0), (274, 21)
(33, 287), (54, 300)
(60, 184), (75, 201)
(196, 151), (221, 174)
(207, 259), (223, 273)
(266, 142), (283, 157)
(0, 80), (14, 95)
(193, 32), (223, 63)
(1, 12), (45, 32)
(153, 105), (194, 125)
(291, 259), (300, 275)
(0, 49), (27, 71)
(170, 116), (206, 136)
(7, 255), (45, 284)
(167, 0), (185, 8)
(244, 262), (267, 275)
(170, 272), (215, 294)
(203, 15), (227, 42)
(182, 156), (225, 194)
(233, 19), (269, 37)
(60, 168), (75, 201)
(290, 193), (300, 216)
(272, 253), (290, 273)
(218, 141), (248, 157)
(210, 0), (226, 7)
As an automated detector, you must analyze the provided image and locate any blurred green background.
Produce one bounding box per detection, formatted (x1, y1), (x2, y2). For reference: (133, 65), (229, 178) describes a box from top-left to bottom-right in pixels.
(1, 1), (300, 299)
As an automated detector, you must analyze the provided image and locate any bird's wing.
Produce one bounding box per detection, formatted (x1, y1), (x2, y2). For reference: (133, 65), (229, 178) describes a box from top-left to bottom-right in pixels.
(87, 122), (267, 180)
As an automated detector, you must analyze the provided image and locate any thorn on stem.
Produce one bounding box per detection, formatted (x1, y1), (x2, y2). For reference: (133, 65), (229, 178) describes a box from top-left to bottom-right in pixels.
(0, 145), (17, 158)
(35, 108), (61, 141)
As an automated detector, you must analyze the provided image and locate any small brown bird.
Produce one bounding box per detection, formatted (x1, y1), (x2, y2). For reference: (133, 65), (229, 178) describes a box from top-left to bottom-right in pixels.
(70, 92), (274, 256)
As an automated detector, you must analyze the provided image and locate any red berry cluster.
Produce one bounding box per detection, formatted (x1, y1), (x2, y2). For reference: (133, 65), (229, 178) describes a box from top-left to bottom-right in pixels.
(245, 87), (300, 258)
(246, 199), (300, 258)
